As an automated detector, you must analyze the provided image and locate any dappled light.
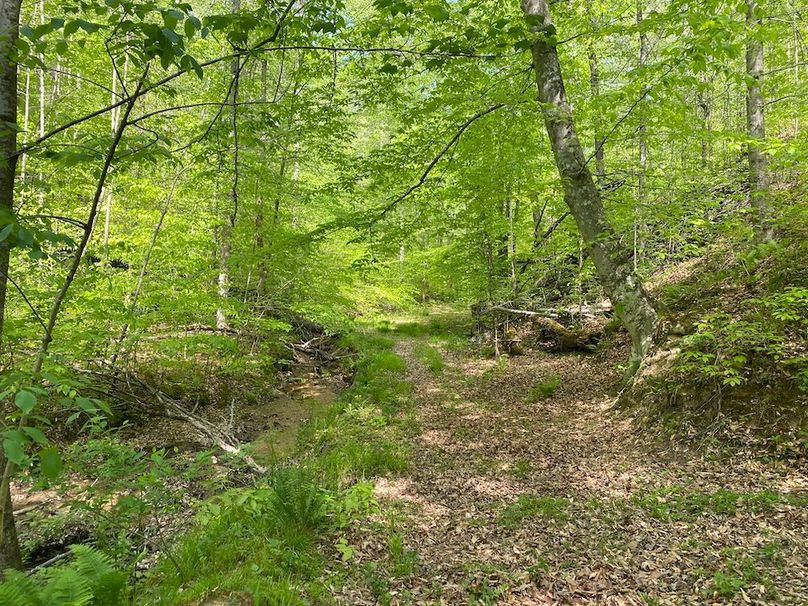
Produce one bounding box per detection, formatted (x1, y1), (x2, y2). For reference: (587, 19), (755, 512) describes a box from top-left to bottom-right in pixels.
(0, 0), (805, 603)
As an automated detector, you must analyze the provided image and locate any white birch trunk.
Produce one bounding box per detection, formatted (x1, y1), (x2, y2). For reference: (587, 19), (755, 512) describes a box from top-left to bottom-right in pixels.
(521, 0), (658, 365)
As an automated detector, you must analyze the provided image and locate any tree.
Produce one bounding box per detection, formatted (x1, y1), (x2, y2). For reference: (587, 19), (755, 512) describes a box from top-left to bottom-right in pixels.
(520, 0), (658, 365)
(0, 0), (25, 573)
(746, 0), (772, 241)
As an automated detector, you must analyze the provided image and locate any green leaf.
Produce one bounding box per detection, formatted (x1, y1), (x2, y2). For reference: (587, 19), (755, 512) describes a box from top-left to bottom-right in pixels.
(425, 4), (449, 22)
(76, 19), (102, 34)
(0, 224), (14, 242)
(39, 447), (62, 480)
(3, 438), (25, 465)
(23, 426), (48, 445)
(15, 390), (37, 414)
(64, 20), (80, 36)
(75, 397), (97, 413)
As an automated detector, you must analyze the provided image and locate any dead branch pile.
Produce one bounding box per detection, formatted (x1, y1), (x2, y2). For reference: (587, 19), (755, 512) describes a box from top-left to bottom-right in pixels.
(472, 301), (613, 354)
(76, 363), (266, 472)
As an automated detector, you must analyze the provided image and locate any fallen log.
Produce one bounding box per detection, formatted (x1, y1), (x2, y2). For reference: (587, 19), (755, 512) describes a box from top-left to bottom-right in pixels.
(529, 316), (600, 352)
(474, 301), (608, 352)
(481, 302), (612, 319)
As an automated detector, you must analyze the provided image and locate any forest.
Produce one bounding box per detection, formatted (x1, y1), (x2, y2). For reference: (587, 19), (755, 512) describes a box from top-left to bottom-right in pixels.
(0, 0), (806, 603)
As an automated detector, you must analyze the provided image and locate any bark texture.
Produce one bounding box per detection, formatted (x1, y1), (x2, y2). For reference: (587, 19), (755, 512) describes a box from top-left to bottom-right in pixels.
(0, 0), (24, 573)
(521, 0), (658, 364)
(745, 0), (772, 241)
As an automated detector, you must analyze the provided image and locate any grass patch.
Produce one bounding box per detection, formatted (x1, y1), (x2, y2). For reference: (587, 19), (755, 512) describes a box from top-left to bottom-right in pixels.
(462, 562), (510, 605)
(388, 530), (419, 577)
(478, 355), (509, 383)
(527, 374), (561, 401)
(510, 459), (532, 478)
(499, 495), (570, 527)
(707, 557), (775, 599)
(413, 342), (444, 374)
(634, 486), (807, 521)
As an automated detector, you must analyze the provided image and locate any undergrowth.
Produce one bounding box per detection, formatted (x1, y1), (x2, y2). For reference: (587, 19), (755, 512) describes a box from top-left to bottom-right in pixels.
(634, 212), (808, 441)
(499, 495), (570, 527)
(2, 330), (414, 605)
(527, 374), (561, 401)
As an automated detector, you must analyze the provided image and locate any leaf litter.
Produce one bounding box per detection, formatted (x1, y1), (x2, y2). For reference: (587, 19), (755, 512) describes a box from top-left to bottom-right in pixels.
(328, 334), (806, 605)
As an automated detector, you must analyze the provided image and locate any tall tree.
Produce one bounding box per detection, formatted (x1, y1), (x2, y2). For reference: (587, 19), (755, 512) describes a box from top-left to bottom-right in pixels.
(635, 0), (649, 269)
(520, 0), (658, 365)
(216, 0), (242, 331)
(586, 1), (605, 181)
(0, 0), (24, 574)
(746, 0), (772, 241)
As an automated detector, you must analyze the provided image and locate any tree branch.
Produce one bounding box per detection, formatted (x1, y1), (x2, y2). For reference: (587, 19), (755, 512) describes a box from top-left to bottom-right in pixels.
(9, 0), (298, 161)
(375, 103), (506, 220)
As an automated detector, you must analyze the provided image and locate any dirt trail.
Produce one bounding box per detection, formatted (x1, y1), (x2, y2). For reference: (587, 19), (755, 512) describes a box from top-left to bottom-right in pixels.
(363, 333), (807, 605)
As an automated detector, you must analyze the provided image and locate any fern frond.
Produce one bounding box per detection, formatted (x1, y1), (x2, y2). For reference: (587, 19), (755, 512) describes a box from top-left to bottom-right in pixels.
(40, 567), (93, 606)
(0, 569), (41, 606)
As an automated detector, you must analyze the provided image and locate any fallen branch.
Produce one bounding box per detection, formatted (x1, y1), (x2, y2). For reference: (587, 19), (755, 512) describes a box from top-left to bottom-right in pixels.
(78, 364), (266, 473)
(27, 551), (73, 575)
(481, 302), (612, 319)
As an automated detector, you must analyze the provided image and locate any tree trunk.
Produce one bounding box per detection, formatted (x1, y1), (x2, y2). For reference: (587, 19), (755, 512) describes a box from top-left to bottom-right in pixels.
(0, 0), (24, 574)
(746, 0), (772, 241)
(585, 1), (604, 181)
(216, 0), (241, 331)
(697, 72), (712, 168)
(0, 75), (143, 565)
(635, 0), (649, 271)
(35, 0), (44, 207)
(521, 0), (658, 365)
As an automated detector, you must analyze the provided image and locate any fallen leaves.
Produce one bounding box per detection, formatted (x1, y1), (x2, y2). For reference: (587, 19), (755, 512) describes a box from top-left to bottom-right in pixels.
(328, 334), (807, 604)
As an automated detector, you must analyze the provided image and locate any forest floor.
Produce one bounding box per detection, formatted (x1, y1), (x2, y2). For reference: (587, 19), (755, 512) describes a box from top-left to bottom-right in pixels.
(335, 317), (808, 605)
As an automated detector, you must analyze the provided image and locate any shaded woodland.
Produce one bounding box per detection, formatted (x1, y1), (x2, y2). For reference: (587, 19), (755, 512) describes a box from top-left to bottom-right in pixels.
(0, 0), (806, 603)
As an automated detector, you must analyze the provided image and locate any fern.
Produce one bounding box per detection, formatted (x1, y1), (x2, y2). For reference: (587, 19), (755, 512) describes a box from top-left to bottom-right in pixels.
(268, 467), (326, 531)
(68, 545), (127, 604)
(0, 570), (41, 606)
(40, 568), (94, 606)
(0, 546), (127, 606)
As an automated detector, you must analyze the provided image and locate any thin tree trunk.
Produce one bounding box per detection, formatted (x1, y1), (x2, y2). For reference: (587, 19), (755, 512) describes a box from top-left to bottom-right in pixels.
(794, 19), (800, 137)
(216, 1), (241, 331)
(635, 0), (649, 271)
(255, 60), (269, 295)
(36, 0), (44, 207)
(102, 64), (120, 252)
(19, 68), (30, 181)
(111, 168), (187, 366)
(746, 0), (772, 241)
(585, 1), (604, 181)
(698, 72), (712, 168)
(521, 0), (658, 365)
(0, 0), (24, 574)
